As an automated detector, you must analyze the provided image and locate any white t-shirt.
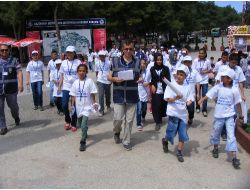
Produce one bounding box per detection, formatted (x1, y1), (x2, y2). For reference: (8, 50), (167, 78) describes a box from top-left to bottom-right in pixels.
(95, 60), (111, 84)
(59, 59), (81, 91)
(215, 65), (246, 87)
(87, 52), (94, 62)
(183, 68), (202, 95)
(206, 84), (242, 118)
(69, 78), (98, 117)
(52, 69), (62, 97)
(192, 58), (211, 84)
(145, 61), (155, 83)
(26, 60), (44, 83)
(138, 71), (150, 102)
(213, 60), (228, 74)
(165, 62), (181, 81)
(164, 81), (194, 123)
(47, 59), (57, 80)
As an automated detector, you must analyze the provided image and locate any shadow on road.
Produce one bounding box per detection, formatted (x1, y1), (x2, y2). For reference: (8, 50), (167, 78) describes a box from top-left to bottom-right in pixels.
(11, 119), (51, 130)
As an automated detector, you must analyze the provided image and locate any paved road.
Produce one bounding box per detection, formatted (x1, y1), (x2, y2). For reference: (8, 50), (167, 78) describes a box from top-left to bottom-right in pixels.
(1, 46), (250, 188)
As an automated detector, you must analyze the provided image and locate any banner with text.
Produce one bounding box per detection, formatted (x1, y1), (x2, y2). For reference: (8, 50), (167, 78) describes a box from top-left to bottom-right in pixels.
(93, 29), (106, 52)
(42, 29), (91, 56)
(26, 31), (41, 58)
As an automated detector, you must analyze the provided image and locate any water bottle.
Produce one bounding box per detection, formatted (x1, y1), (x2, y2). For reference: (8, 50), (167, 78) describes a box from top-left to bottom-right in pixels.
(26, 85), (30, 93)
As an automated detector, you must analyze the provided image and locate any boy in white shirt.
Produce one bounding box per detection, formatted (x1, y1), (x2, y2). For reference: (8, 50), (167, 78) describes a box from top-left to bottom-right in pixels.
(26, 50), (44, 111)
(52, 59), (63, 115)
(182, 55), (202, 125)
(95, 50), (112, 116)
(199, 68), (243, 169)
(136, 59), (150, 131)
(162, 65), (194, 162)
(47, 50), (58, 107)
(70, 64), (98, 151)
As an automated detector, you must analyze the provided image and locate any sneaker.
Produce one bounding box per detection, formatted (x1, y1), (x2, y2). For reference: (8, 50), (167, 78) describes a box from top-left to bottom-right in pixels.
(137, 125), (143, 131)
(0, 128), (8, 135)
(123, 143), (132, 151)
(203, 112), (207, 117)
(33, 106), (38, 110)
(188, 119), (193, 126)
(59, 112), (64, 116)
(71, 126), (77, 132)
(114, 133), (121, 144)
(39, 106), (44, 111)
(221, 134), (227, 141)
(176, 151), (184, 162)
(155, 124), (161, 131)
(79, 142), (86, 151)
(232, 158), (240, 169)
(15, 117), (20, 126)
(162, 138), (168, 153)
(196, 109), (200, 113)
(64, 123), (71, 130)
(212, 148), (219, 158)
(98, 112), (104, 117)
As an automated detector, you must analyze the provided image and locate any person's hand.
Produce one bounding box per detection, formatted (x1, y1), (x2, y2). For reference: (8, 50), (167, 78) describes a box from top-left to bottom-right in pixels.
(68, 105), (72, 113)
(18, 84), (24, 93)
(93, 103), (99, 112)
(114, 77), (124, 83)
(175, 94), (183, 100)
(137, 77), (143, 83)
(241, 95), (246, 102)
(151, 85), (156, 94)
(186, 100), (192, 106)
(198, 98), (203, 106)
(196, 94), (200, 101)
(236, 117), (244, 127)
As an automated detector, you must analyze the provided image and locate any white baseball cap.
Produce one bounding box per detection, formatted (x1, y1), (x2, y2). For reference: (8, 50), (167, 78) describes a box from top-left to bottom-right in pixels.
(65, 46), (75, 52)
(98, 50), (106, 56)
(182, 55), (192, 62)
(177, 64), (190, 76)
(221, 68), (235, 80)
(31, 50), (39, 55)
(55, 59), (62, 65)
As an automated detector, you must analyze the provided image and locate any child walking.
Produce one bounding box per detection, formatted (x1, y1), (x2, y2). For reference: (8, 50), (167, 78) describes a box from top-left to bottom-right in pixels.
(136, 59), (150, 131)
(26, 50), (44, 111)
(199, 68), (244, 169)
(162, 65), (194, 162)
(53, 59), (63, 115)
(70, 64), (98, 151)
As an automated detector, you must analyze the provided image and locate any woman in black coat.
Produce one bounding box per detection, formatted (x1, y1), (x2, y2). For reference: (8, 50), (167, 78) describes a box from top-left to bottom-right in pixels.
(150, 53), (171, 131)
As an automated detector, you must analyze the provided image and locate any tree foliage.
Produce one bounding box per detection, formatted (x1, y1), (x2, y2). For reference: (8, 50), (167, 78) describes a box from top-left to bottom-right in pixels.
(0, 1), (241, 39)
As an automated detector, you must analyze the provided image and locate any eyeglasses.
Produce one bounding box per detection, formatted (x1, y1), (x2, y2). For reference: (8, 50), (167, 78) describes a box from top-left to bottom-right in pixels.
(124, 48), (134, 51)
(0, 49), (8, 52)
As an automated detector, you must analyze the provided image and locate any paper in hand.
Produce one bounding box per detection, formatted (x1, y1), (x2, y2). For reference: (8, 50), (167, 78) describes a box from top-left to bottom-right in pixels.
(118, 70), (134, 80)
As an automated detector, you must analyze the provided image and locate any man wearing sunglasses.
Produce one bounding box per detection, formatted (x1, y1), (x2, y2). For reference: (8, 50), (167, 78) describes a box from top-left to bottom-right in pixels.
(0, 44), (23, 135)
(108, 40), (140, 151)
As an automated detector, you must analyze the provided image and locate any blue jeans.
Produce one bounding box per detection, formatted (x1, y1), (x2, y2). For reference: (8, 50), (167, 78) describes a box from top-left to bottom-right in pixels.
(62, 90), (77, 126)
(136, 101), (147, 126)
(165, 116), (189, 145)
(97, 81), (111, 113)
(88, 61), (93, 71)
(210, 116), (238, 152)
(196, 83), (208, 112)
(31, 81), (43, 107)
(49, 81), (54, 104)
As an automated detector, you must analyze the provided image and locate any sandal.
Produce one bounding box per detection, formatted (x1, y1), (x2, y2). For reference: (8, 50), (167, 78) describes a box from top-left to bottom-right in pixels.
(64, 123), (71, 130)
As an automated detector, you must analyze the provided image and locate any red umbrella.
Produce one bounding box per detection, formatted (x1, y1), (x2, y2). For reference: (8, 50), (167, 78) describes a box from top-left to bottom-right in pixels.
(13, 37), (42, 47)
(0, 37), (16, 45)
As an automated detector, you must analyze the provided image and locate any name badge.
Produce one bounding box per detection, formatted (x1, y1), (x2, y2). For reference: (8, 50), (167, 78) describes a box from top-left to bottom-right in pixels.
(3, 72), (8, 76)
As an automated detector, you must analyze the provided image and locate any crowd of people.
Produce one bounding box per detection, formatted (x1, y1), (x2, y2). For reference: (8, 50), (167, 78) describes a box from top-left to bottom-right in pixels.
(0, 40), (249, 169)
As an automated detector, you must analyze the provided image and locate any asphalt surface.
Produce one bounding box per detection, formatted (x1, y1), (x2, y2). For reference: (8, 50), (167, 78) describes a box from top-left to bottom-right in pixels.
(1, 38), (250, 188)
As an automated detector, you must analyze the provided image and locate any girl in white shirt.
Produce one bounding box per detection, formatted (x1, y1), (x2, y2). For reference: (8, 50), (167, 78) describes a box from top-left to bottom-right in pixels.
(26, 50), (44, 111)
(53, 59), (63, 115)
(70, 64), (98, 151)
(58, 46), (81, 131)
(199, 69), (244, 169)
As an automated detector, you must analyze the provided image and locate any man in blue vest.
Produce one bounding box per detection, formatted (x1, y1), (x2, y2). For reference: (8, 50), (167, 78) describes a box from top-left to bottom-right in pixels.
(0, 44), (23, 135)
(108, 40), (140, 151)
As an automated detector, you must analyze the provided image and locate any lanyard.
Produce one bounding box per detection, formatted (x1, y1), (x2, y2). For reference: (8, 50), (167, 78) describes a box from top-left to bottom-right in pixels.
(99, 61), (106, 74)
(67, 60), (74, 75)
(155, 69), (162, 76)
(185, 68), (192, 85)
(32, 61), (39, 72)
(198, 60), (205, 70)
(56, 70), (60, 80)
(78, 78), (86, 101)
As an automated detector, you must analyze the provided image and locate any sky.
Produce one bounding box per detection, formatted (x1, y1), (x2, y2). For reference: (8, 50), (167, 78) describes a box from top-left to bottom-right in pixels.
(214, 1), (243, 13)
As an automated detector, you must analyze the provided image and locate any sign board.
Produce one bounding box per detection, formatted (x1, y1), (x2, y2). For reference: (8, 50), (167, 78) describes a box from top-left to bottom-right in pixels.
(42, 29), (91, 56)
(27, 18), (106, 29)
(237, 26), (248, 34)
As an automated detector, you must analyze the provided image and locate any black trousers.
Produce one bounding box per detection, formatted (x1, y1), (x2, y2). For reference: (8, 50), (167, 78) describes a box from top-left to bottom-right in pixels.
(151, 93), (167, 124)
